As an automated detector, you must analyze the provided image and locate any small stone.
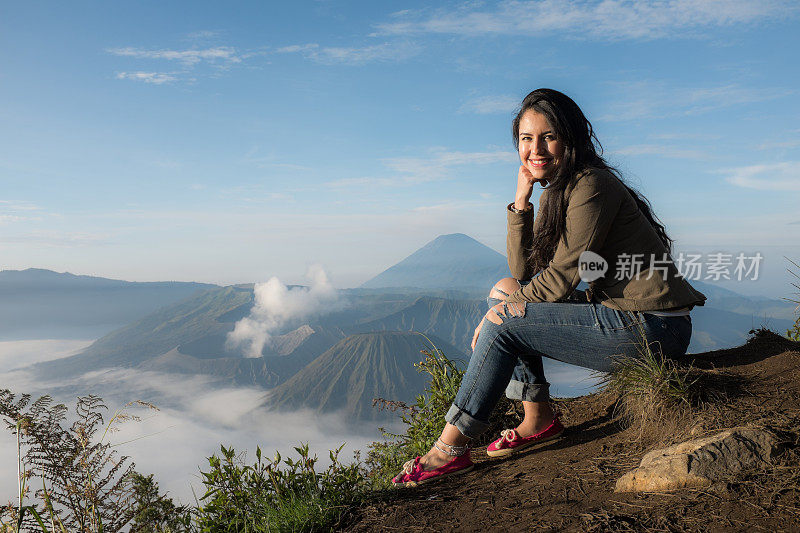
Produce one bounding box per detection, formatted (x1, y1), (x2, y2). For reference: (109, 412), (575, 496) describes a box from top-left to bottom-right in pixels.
(615, 428), (782, 493)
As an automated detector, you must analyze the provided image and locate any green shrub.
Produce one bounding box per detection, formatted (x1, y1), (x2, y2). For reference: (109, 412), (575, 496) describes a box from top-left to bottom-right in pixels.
(129, 472), (191, 532)
(789, 318), (800, 342)
(366, 342), (464, 487)
(193, 443), (365, 532)
(0, 391), (155, 532)
(366, 335), (521, 488)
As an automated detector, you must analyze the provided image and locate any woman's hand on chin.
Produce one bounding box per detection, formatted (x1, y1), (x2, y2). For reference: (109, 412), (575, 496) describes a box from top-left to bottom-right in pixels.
(515, 166), (544, 209)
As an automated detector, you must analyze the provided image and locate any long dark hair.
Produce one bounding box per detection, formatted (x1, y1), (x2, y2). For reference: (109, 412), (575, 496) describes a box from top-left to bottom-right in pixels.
(512, 88), (673, 272)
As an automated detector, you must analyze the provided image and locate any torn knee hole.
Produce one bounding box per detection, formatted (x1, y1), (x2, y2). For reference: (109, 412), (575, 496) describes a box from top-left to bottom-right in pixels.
(487, 303), (507, 324)
(489, 287), (509, 300)
(506, 302), (525, 317)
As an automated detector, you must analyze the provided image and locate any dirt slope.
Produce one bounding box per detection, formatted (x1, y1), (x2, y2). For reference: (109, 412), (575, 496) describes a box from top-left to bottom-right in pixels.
(346, 330), (800, 532)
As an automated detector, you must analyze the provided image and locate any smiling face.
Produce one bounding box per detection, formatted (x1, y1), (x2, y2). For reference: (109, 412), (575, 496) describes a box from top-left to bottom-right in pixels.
(517, 109), (565, 183)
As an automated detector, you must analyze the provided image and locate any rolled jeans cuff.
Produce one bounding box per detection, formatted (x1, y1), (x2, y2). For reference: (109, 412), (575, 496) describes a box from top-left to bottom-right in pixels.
(445, 404), (489, 440)
(505, 379), (550, 402)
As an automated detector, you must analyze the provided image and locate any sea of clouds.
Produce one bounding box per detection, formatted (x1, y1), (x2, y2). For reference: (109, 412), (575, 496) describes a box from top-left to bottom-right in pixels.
(0, 357), (384, 505)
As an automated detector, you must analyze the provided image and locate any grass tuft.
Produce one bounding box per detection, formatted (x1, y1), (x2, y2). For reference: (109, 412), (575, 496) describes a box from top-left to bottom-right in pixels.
(601, 329), (695, 445)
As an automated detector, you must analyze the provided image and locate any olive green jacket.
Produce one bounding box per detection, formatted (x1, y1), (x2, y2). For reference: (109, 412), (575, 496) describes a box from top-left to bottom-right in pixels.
(504, 168), (706, 311)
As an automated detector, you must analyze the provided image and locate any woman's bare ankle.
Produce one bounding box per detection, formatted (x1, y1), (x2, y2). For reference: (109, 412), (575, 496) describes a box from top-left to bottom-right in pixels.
(517, 401), (555, 437)
(515, 416), (554, 437)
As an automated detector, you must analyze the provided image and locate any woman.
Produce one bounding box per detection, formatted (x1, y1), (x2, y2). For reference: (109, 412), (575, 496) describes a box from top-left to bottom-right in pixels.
(392, 88), (706, 487)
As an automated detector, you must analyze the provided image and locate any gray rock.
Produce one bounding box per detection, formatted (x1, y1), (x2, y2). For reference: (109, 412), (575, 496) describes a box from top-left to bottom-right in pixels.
(615, 428), (782, 493)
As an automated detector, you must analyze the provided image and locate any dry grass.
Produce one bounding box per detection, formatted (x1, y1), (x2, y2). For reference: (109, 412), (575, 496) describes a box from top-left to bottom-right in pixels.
(600, 320), (753, 447)
(601, 326), (694, 445)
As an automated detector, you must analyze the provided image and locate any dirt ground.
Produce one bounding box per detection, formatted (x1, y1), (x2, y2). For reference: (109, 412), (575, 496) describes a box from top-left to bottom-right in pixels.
(344, 330), (800, 532)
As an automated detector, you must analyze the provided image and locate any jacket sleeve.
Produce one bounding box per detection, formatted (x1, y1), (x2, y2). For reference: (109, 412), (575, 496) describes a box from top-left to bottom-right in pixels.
(506, 204), (535, 281)
(505, 173), (623, 304)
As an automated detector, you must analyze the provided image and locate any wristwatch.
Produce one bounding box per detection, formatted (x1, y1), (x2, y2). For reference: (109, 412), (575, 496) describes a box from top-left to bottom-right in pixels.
(508, 202), (532, 214)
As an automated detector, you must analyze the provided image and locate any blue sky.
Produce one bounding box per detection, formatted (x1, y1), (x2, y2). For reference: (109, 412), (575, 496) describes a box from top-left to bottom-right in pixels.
(1, 1), (799, 292)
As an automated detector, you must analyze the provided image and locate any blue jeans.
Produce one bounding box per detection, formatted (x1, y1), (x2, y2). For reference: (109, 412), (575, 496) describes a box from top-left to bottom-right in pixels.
(445, 284), (692, 439)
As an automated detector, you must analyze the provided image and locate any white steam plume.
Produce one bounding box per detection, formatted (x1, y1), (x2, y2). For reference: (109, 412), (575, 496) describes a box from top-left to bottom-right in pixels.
(226, 265), (337, 358)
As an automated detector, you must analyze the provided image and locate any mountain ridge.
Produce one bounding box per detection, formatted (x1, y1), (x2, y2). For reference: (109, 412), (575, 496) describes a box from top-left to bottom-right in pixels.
(267, 331), (466, 420)
(361, 233), (510, 290)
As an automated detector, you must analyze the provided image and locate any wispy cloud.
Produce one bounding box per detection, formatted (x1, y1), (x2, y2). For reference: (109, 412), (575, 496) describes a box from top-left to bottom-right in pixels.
(0, 201), (44, 224)
(325, 149), (516, 188)
(185, 30), (223, 41)
(326, 177), (394, 188)
(600, 81), (792, 121)
(108, 46), (242, 66)
(383, 149), (516, 181)
(0, 230), (112, 247)
(276, 41), (421, 65)
(757, 138), (800, 150)
(724, 161), (800, 191)
(613, 144), (708, 160)
(240, 148), (311, 171)
(375, 0), (795, 40)
(0, 200), (42, 212)
(115, 71), (178, 84)
(459, 94), (520, 115)
(109, 44), (259, 84)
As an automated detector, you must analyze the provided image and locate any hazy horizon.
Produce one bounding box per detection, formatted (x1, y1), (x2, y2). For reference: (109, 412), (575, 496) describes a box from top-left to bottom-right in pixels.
(1, 1), (798, 291)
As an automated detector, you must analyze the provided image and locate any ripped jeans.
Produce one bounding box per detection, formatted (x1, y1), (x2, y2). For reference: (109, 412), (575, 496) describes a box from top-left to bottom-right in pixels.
(444, 282), (692, 439)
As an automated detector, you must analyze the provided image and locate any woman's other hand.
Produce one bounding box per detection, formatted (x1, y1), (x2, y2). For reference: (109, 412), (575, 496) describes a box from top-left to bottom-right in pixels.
(471, 302), (526, 351)
(471, 318), (483, 351)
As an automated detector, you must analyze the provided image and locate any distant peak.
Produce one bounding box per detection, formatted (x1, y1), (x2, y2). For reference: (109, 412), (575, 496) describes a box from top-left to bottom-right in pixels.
(429, 233), (473, 243)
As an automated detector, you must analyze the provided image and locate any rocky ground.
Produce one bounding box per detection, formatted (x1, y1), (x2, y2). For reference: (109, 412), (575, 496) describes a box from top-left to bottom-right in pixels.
(344, 330), (800, 532)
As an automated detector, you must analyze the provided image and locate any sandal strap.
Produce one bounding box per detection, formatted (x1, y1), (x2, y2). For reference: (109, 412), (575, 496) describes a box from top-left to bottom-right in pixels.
(434, 439), (469, 457)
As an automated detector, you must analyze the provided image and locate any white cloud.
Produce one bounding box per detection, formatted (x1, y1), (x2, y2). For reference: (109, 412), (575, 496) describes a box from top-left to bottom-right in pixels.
(459, 94), (520, 115)
(724, 161), (800, 191)
(108, 46), (241, 66)
(277, 41), (421, 65)
(115, 71), (177, 84)
(227, 265), (339, 358)
(375, 0), (795, 40)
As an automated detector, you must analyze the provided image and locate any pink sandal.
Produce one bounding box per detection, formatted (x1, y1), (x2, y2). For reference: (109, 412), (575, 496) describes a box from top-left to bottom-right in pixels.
(486, 417), (564, 458)
(391, 440), (475, 488)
